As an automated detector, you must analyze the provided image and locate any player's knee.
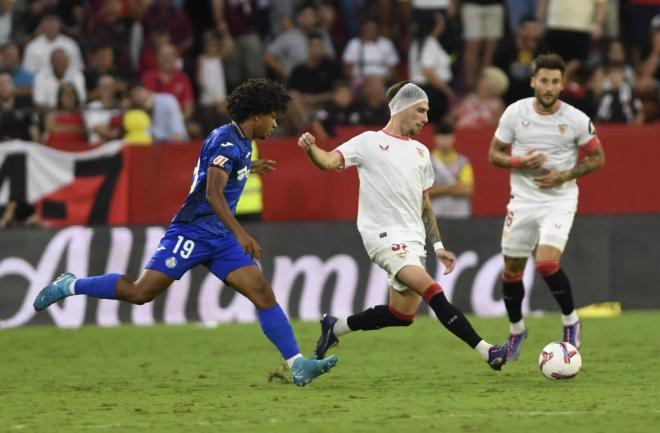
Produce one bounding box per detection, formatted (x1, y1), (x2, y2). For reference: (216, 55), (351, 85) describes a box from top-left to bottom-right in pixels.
(388, 305), (415, 326)
(127, 287), (157, 305)
(536, 261), (560, 277)
(250, 282), (276, 309)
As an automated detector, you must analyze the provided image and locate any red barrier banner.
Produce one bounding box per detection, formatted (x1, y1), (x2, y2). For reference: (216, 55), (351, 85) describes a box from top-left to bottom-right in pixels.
(1, 124), (659, 226)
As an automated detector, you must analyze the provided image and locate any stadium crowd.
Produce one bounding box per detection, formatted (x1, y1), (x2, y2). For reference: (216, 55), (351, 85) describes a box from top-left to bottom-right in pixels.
(0, 0), (659, 148)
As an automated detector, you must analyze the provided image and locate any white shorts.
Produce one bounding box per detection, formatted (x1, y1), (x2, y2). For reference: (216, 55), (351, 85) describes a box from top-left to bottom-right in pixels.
(501, 201), (577, 257)
(368, 240), (427, 292)
(461, 4), (505, 39)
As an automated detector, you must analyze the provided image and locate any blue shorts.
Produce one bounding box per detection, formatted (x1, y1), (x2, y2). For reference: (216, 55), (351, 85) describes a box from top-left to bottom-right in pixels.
(145, 227), (258, 281)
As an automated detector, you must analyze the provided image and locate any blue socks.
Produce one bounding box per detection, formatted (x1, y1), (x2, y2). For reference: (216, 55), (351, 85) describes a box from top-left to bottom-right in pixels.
(74, 273), (120, 299)
(257, 304), (301, 360)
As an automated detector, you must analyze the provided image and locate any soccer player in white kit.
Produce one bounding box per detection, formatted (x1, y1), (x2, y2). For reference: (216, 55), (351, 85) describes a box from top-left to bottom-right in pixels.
(298, 81), (508, 371)
(488, 53), (606, 360)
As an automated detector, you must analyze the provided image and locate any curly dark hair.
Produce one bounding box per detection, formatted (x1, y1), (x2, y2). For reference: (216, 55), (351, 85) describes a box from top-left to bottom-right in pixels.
(226, 78), (291, 122)
(533, 53), (565, 75)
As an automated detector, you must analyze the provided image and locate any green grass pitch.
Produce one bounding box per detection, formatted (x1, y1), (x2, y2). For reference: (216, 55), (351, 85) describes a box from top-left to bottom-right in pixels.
(2, 312), (659, 433)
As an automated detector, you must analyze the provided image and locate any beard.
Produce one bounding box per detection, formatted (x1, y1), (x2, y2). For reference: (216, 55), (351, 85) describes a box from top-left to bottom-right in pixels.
(536, 92), (558, 109)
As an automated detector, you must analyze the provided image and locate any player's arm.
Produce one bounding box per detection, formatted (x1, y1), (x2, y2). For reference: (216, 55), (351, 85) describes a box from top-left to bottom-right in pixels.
(534, 139), (606, 188)
(488, 136), (546, 169)
(206, 167), (262, 260)
(298, 132), (342, 170)
(422, 192), (456, 275)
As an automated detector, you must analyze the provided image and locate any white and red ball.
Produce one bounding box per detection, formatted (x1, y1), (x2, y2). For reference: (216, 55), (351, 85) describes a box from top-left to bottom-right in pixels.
(539, 342), (582, 380)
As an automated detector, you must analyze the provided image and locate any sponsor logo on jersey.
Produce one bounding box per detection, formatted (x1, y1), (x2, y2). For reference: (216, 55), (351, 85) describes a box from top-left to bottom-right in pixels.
(522, 119), (530, 127)
(212, 155), (229, 167)
(379, 144), (390, 151)
(558, 124), (568, 135)
(166, 257), (177, 269)
(220, 142), (234, 147)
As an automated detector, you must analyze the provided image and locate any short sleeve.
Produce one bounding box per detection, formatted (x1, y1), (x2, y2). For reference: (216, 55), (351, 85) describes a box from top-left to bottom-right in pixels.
(342, 39), (359, 64)
(423, 154), (435, 191)
(334, 133), (367, 169)
(208, 135), (239, 174)
(574, 110), (596, 147)
(494, 103), (516, 144)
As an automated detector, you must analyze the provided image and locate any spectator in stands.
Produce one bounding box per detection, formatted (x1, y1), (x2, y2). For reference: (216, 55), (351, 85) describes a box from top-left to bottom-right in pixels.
(310, 81), (359, 139)
(139, 26), (177, 76)
(428, 121), (473, 219)
(505, 0), (539, 32)
(637, 14), (660, 122)
(460, 0), (505, 90)
(0, 0), (12, 45)
(451, 66), (507, 129)
(197, 29), (233, 135)
(54, 0), (88, 40)
(352, 74), (390, 126)
(126, 82), (188, 142)
(409, 12), (454, 124)
(84, 74), (123, 145)
(22, 12), (83, 74)
(596, 63), (643, 125)
(142, 0), (194, 54)
(493, 16), (542, 104)
(409, 0), (460, 56)
(286, 31), (342, 134)
(217, 0), (266, 89)
(536, 0), (607, 63)
(0, 72), (40, 142)
(32, 48), (86, 110)
(264, 2), (335, 82)
(0, 198), (47, 229)
(87, 0), (134, 74)
(84, 45), (121, 101)
(0, 41), (33, 97)
(602, 40), (635, 87)
(342, 16), (399, 87)
(561, 62), (597, 119)
(141, 43), (195, 120)
(44, 82), (86, 147)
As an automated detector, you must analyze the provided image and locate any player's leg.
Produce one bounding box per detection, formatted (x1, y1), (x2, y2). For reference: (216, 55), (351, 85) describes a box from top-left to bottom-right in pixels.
(315, 287), (418, 359)
(395, 265), (507, 370)
(205, 234), (336, 386)
(500, 204), (539, 359)
(537, 204), (580, 348)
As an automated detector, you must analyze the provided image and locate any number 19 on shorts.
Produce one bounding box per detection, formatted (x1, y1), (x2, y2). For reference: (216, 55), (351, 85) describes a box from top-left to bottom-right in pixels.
(173, 235), (195, 259)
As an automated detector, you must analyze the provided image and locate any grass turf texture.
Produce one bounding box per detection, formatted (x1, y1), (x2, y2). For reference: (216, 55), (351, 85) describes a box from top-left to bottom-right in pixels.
(2, 312), (659, 433)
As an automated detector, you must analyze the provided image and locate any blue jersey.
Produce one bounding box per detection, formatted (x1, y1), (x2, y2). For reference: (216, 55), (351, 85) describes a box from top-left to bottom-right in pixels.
(171, 122), (252, 238)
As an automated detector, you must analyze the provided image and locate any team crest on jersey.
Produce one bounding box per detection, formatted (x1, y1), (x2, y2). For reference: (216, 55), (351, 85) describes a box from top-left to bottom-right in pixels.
(379, 144), (390, 151)
(557, 124), (568, 135)
(417, 147), (424, 158)
(522, 119), (530, 127)
(212, 155), (229, 167)
(166, 257), (178, 269)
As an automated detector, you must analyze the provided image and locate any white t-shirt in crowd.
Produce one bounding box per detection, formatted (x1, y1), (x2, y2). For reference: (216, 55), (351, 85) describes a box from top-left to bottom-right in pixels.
(342, 37), (399, 79)
(32, 67), (87, 108)
(22, 34), (84, 73)
(494, 97), (596, 204)
(409, 36), (452, 85)
(334, 130), (435, 253)
(546, 0), (606, 33)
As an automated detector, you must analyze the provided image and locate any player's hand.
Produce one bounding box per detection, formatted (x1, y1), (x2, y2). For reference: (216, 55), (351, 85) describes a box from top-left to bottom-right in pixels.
(251, 159), (276, 174)
(534, 168), (567, 188)
(520, 149), (546, 169)
(236, 231), (262, 260)
(298, 132), (316, 151)
(436, 249), (457, 275)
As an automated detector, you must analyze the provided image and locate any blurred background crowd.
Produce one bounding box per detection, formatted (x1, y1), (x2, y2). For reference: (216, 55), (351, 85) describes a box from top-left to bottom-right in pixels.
(0, 0), (659, 148)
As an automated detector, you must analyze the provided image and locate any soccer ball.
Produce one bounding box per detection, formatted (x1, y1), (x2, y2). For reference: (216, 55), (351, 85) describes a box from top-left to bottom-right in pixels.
(538, 342), (582, 380)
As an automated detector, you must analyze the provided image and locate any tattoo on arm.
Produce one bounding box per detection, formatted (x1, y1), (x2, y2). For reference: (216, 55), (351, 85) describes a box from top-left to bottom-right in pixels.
(567, 148), (605, 180)
(488, 138), (514, 168)
(422, 193), (442, 245)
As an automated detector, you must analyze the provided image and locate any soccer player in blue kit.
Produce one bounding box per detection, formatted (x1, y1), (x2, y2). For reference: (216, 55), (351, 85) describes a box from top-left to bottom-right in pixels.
(33, 78), (337, 386)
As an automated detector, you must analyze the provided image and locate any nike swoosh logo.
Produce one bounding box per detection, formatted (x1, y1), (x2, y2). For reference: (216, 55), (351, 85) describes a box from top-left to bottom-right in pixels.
(157, 246), (166, 251)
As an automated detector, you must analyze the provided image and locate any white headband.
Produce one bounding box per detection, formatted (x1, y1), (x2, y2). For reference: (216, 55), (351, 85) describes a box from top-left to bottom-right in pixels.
(388, 83), (429, 116)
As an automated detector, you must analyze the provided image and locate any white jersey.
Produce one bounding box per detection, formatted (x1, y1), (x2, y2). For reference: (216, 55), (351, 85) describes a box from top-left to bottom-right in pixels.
(335, 130), (435, 253)
(494, 97), (596, 204)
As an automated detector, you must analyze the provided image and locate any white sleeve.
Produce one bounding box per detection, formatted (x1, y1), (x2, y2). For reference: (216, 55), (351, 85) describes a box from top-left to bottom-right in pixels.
(494, 103), (516, 144)
(423, 154), (435, 191)
(334, 133), (366, 169)
(342, 39), (359, 64)
(420, 40), (436, 69)
(574, 110), (596, 147)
